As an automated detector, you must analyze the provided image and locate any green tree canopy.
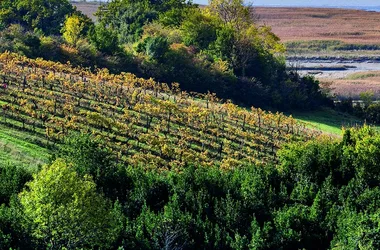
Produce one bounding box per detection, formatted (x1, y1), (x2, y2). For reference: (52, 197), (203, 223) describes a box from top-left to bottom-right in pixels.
(0, 165), (32, 205)
(0, 0), (75, 35)
(205, 0), (285, 77)
(180, 9), (218, 50)
(96, 0), (194, 43)
(89, 23), (120, 54)
(19, 159), (121, 249)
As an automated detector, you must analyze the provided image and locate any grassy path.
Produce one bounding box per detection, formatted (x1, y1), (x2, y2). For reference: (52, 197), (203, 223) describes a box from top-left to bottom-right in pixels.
(0, 125), (50, 170)
(290, 108), (378, 136)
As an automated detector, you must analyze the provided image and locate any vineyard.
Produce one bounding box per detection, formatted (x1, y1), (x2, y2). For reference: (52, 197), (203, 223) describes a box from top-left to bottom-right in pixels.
(0, 52), (320, 169)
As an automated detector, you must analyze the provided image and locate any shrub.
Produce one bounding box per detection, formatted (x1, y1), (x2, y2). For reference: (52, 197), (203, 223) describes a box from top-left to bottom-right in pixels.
(365, 103), (380, 124)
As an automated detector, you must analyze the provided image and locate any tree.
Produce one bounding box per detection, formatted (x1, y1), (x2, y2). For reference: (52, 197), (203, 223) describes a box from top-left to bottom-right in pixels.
(89, 24), (119, 54)
(0, 200), (33, 249)
(332, 209), (380, 250)
(62, 14), (94, 46)
(207, 0), (285, 77)
(0, 24), (42, 58)
(137, 36), (170, 61)
(0, 0), (75, 35)
(96, 0), (159, 44)
(57, 133), (131, 202)
(96, 0), (193, 44)
(62, 15), (84, 46)
(0, 165), (32, 205)
(0, 165), (33, 249)
(365, 103), (380, 124)
(208, 0), (253, 31)
(0, 0), (19, 27)
(359, 90), (374, 108)
(19, 159), (121, 249)
(181, 9), (218, 50)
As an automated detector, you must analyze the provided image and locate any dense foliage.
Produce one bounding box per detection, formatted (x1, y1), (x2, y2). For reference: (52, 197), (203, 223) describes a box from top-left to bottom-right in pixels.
(0, 0), (331, 111)
(335, 92), (380, 125)
(0, 0), (75, 35)
(1, 127), (379, 249)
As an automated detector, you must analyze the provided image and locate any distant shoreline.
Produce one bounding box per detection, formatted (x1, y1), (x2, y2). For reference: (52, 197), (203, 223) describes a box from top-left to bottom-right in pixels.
(70, 1), (380, 12)
(253, 5), (380, 12)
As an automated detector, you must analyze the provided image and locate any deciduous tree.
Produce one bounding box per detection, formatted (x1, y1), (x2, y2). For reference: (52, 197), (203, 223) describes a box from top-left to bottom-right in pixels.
(62, 14), (93, 46)
(19, 159), (121, 249)
(0, 0), (75, 35)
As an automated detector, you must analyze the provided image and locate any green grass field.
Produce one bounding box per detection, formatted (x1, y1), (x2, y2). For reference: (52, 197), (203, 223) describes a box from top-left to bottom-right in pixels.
(0, 125), (50, 170)
(290, 108), (374, 136)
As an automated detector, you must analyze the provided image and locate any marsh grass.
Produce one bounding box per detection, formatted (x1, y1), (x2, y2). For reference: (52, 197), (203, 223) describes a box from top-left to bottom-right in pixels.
(285, 40), (380, 53)
(346, 71), (380, 80)
(256, 7), (380, 45)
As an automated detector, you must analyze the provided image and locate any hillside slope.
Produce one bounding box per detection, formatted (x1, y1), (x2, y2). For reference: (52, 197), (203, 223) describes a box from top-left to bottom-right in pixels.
(0, 53), (319, 168)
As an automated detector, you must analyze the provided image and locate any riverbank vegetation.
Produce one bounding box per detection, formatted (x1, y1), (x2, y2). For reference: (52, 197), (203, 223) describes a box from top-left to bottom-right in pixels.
(285, 40), (380, 55)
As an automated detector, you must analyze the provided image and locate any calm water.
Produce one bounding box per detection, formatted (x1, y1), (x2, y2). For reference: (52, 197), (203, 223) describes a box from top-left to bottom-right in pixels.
(287, 59), (380, 79)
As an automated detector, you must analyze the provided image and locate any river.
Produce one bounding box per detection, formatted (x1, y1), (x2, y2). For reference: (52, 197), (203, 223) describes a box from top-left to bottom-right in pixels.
(287, 59), (380, 79)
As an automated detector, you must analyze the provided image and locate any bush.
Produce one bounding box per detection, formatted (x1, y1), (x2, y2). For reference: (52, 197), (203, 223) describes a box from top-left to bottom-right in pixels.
(0, 165), (32, 205)
(138, 36), (170, 62)
(0, 24), (41, 58)
(365, 103), (380, 124)
(89, 24), (119, 55)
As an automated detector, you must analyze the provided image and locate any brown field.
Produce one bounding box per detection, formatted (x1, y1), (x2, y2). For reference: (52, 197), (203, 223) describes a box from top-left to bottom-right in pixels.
(72, 1), (100, 21)
(256, 7), (380, 44)
(324, 71), (380, 99)
(330, 81), (380, 99)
